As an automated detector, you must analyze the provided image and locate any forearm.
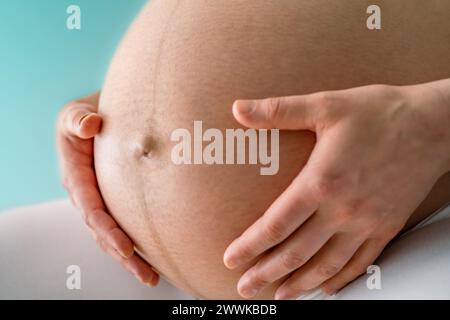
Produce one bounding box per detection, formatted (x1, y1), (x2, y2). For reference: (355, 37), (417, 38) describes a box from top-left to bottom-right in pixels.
(428, 79), (450, 173)
(407, 79), (450, 174)
(404, 79), (450, 228)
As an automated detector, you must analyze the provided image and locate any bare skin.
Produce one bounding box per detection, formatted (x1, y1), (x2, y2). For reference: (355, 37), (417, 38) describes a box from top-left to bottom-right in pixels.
(58, 0), (450, 299)
(225, 80), (450, 299)
(57, 92), (158, 286)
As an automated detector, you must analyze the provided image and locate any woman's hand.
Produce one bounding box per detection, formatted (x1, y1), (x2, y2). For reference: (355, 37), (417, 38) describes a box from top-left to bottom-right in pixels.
(57, 92), (159, 286)
(224, 80), (450, 299)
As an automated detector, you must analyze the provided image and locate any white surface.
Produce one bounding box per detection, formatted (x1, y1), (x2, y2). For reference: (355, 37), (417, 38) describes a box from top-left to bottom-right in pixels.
(0, 200), (449, 300)
(0, 200), (193, 300)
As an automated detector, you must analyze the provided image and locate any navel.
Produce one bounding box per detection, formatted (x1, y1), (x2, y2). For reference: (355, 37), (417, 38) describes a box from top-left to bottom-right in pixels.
(132, 136), (157, 160)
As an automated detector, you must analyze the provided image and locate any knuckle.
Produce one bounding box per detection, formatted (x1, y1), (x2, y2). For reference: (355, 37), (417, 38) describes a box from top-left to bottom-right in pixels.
(60, 101), (93, 134)
(263, 220), (286, 243)
(310, 177), (329, 198)
(348, 263), (367, 276)
(335, 208), (357, 224)
(310, 174), (341, 199)
(340, 212), (355, 224)
(248, 270), (270, 288)
(281, 250), (307, 270)
(334, 207), (351, 221)
(310, 91), (342, 125)
(334, 199), (367, 226)
(313, 91), (335, 110)
(96, 238), (107, 252)
(62, 176), (72, 193)
(83, 211), (94, 229)
(361, 214), (383, 234)
(236, 243), (256, 261)
(264, 97), (283, 126)
(345, 198), (364, 213)
(316, 263), (341, 278)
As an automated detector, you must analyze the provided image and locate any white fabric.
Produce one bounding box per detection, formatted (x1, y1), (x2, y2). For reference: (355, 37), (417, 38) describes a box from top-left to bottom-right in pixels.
(0, 200), (193, 300)
(0, 200), (449, 300)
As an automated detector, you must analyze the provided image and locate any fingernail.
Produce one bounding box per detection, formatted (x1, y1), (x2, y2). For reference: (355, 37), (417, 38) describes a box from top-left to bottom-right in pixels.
(146, 277), (156, 287)
(119, 247), (133, 259)
(117, 248), (128, 259)
(235, 100), (255, 115)
(136, 273), (152, 286)
(78, 113), (91, 128)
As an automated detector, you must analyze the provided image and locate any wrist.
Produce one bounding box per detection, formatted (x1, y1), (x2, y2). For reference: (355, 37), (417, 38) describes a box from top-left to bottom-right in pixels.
(405, 79), (450, 173)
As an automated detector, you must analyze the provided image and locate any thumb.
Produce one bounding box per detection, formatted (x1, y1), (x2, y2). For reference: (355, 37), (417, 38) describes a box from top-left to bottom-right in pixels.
(232, 95), (321, 131)
(61, 104), (103, 139)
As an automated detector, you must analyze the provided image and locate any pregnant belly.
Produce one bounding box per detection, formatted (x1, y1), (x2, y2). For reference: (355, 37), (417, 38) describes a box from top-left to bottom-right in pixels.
(94, 0), (450, 299)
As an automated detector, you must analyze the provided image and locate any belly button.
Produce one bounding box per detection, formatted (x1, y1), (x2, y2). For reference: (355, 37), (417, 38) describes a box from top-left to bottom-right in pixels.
(132, 137), (156, 160)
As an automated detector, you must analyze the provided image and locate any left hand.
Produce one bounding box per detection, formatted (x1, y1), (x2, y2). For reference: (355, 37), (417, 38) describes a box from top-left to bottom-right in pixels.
(223, 81), (450, 299)
(57, 93), (159, 287)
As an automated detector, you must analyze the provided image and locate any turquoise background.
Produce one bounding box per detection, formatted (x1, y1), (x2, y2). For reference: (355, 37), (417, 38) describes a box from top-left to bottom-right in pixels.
(0, 0), (147, 211)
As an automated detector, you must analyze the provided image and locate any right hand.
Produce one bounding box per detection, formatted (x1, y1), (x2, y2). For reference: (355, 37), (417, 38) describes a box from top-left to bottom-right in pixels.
(57, 92), (159, 286)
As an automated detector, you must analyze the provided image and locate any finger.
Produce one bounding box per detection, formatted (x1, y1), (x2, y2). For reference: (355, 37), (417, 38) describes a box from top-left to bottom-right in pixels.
(103, 243), (159, 287)
(60, 103), (102, 139)
(67, 171), (134, 259)
(78, 113), (102, 139)
(84, 207), (135, 259)
(124, 254), (160, 287)
(236, 213), (335, 299)
(63, 166), (137, 260)
(320, 238), (388, 295)
(232, 93), (328, 130)
(224, 170), (318, 270)
(273, 232), (364, 300)
(58, 108), (136, 261)
(64, 165), (102, 209)
(57, 112), (100, 173)
(89, 227), (159, 286)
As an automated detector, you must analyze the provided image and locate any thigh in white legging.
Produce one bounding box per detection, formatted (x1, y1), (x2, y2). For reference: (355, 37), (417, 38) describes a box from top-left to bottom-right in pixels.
(1, 201), (449, 299)
(0, 200), (193, 300)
